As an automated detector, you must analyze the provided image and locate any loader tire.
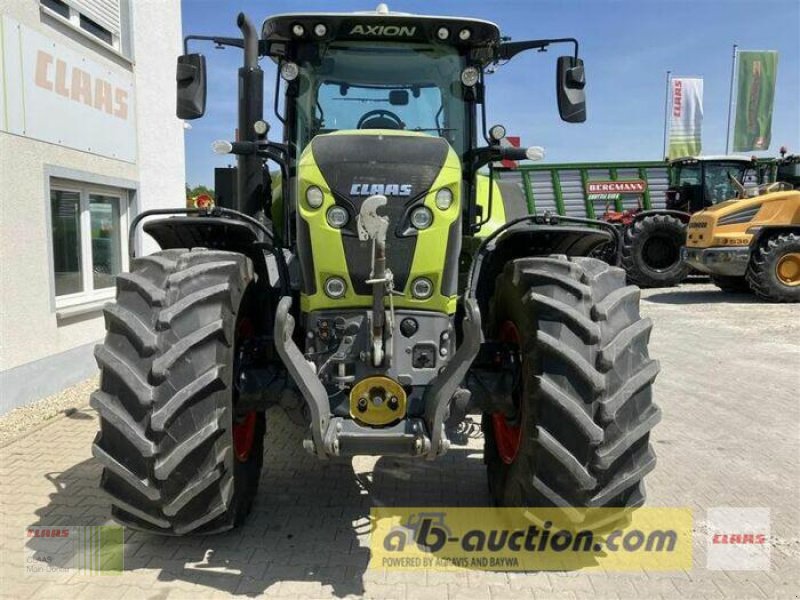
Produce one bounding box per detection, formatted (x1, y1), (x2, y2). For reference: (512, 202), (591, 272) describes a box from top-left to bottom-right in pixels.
(711, 275), (751, 294)
(746, 232), (800, 303)
(483, 256), (661, 518)
(91, 249), (265, 535)
(622, 215), (689, 287)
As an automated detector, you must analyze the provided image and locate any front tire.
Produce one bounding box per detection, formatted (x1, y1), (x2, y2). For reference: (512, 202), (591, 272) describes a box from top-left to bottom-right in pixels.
(746, 232), (800, 303)
(622, 215), (689, 287)
(483, 256), (661, 515)
(91, 249), (264, 535)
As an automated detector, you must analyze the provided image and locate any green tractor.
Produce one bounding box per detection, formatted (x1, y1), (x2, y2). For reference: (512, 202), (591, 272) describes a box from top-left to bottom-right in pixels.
(616, 155), (760, 288)
(92, 4), (660, 534)
(773, 147), (800, 189)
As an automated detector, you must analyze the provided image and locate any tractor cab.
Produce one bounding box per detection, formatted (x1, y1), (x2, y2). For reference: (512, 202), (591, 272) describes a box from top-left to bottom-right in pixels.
(258, 8), (588, 249)
(262, 11), (502, 159)
(775, 152), (800, 189)
(666, 156), (758, 212)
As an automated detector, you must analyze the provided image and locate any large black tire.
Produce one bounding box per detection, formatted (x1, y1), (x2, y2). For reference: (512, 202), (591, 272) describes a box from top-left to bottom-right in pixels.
(622, 215), (689, 287)
(483, 256), (661, 517)
(746, 232), (800, 303)
(711, 275), (751, 294)
(91, 249), (265, 535)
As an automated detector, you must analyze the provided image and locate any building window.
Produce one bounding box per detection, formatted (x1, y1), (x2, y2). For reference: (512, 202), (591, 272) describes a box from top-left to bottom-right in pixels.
(41, 0), (70, 19)
(51, 190), (84, 296)
(40, 0), (128, 58)
(50, 181), (128, 306)
(89, 194), (123, 290)
(79, 14), (113, 46)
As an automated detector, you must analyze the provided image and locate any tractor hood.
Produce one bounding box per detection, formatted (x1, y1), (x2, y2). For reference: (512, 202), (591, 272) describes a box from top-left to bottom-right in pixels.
(686, 190), (800, 249)
(296, 130), (462, 314)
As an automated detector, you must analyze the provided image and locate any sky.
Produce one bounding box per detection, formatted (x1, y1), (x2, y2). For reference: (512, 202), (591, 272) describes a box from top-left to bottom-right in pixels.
(181, 0), (800, 188)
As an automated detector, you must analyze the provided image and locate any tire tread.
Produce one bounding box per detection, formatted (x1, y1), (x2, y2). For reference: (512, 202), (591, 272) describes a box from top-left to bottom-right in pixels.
(92, 249), (259, 535)
(484, 255), (660, 516)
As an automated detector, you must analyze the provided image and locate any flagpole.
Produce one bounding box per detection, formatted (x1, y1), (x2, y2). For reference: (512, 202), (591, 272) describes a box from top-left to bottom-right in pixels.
(725, 44), (738, 154)
(662, 70), (671, 159)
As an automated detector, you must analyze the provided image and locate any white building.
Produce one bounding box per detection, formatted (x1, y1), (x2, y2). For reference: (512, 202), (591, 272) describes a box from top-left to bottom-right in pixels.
(0, 0), (185, 412)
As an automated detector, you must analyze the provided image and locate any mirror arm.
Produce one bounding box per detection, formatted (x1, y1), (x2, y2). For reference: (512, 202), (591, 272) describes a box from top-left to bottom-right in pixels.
(497, 37), (579, 62)
(183, 35), (244, 55)
(183, 35), (280, 58)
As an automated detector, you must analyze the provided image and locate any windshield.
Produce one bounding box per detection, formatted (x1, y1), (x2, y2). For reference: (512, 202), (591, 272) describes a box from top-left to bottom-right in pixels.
(676, 165), (701, 186)
(293, 43), (467, 155)
(703, 163), (753, 204)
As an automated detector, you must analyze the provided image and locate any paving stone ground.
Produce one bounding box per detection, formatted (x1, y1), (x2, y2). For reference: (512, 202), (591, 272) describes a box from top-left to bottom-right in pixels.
(1, 283), (798, 599)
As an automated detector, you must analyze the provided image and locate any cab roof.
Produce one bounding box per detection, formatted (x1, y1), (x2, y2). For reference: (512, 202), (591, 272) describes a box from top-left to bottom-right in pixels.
(262, 3), (501, 49)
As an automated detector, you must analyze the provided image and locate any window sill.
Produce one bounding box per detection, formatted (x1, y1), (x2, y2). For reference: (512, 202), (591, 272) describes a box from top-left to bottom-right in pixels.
(40, 5), (133, 66)
(56, 298), (111, 320)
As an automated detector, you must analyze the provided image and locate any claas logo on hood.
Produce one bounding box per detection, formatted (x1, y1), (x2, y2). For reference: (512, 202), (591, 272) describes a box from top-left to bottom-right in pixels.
(350, 183), (413, 197)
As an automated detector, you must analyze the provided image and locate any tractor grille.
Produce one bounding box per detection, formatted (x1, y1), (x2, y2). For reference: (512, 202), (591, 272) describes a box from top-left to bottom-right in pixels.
(311, 134), (450, 295)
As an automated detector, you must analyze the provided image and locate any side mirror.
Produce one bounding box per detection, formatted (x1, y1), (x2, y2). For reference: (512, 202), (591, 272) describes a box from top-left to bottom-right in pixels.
(176, 54), (207, 120)
(556, 56), (586, 123)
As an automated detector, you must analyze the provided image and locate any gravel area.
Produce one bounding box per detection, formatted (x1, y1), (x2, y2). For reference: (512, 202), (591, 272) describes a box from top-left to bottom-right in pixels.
(0, 375), (97, 446)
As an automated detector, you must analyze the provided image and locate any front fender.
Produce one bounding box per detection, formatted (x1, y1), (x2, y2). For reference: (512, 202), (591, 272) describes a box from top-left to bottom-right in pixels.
(468, 221), (613, 319)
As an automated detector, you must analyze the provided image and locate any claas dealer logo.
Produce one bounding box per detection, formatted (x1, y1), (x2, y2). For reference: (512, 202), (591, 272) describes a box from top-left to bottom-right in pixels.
(370, 507), (692, 571)
(706, 507), (770, 570)
(712, 532), (766, 544)
(26, 528), (70, 538)
(25, 526), (124, 575)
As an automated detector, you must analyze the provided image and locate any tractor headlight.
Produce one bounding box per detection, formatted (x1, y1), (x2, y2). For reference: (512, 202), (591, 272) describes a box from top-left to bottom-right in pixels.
(458, 28), (472, 41)
(435, 188), (453, 211)
(313, 23), (327, 37)
(326, 206), (349, 228)
(280, 61), (299, 81)
(411, 277), (433, 299)
(461, 66), (479, 87)
(324, 277), (347, 299)
(489, 124), (506, 142)
(291, 24), (305, 37)
(410, 206), (433, 230)
(436, 26), (450, 40)
(305, 185), (324, 209)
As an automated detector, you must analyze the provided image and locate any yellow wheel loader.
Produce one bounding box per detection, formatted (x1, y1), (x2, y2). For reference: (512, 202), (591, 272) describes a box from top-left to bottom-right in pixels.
(683, 156), (800, 302)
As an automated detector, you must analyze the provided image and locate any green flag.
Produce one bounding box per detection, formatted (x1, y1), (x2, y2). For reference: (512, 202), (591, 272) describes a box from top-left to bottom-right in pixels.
(733, 51), (779, 152)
